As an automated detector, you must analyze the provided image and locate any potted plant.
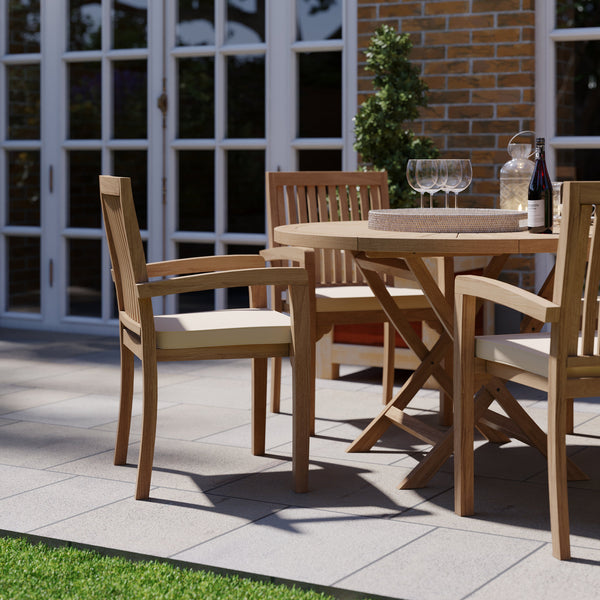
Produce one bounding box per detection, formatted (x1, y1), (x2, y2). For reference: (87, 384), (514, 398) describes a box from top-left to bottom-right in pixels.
(353, 25), (438, 208)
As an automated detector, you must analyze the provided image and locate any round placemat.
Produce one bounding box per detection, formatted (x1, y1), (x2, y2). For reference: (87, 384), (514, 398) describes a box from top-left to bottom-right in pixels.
(368, 208), (528, 233)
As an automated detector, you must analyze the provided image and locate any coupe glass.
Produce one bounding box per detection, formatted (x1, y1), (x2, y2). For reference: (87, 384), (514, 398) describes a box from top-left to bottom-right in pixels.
(415, 159), (438, 208)
(451, 159), (472, 208)
(406, 159), (427, 208)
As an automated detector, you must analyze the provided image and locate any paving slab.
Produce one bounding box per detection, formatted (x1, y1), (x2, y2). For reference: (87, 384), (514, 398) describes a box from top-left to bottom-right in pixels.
(337, 526), (544, 600)
(0, 421), (116, 469)
(468, 544), (600, 600)
(0, 464), (73, 499)
(35, 487), (285, 557)
(173, 506), (434, 587)
(0, 476), (132, 532)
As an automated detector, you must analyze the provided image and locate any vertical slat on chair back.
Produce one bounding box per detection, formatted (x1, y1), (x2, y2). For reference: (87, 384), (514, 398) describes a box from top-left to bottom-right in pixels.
(553, 182), (600, 360)
(99, 175), (148, 326)
(266, 171), (390, 285)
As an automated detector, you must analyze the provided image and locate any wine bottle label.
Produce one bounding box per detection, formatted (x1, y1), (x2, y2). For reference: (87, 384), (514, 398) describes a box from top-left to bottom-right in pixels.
(528, 199), (545, 227)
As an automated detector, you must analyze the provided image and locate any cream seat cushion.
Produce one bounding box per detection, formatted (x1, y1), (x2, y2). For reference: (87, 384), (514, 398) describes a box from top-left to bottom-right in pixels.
(475, 332), (600, 378)
(475, 332), (551, 377)
(315, 285), (428, 312)
(154, 308), (292, 350)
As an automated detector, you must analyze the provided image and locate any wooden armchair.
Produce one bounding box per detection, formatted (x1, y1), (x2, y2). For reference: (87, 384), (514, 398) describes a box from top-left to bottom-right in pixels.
(454, 181), (599, 560)
(99, 175), (312, 499)
(266, 170), (435, 418)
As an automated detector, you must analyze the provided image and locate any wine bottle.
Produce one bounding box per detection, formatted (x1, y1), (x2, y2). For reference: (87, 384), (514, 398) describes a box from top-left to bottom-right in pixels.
(527, 137), (553, 233)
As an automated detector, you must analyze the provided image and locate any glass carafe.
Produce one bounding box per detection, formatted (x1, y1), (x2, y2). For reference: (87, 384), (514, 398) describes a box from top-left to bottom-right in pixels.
(499, 131), (535, 211)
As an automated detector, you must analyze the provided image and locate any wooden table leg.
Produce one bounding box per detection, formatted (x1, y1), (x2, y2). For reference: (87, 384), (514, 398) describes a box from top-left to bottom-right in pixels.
(343, 255), (454, 452)
(347, 333), (452, 452)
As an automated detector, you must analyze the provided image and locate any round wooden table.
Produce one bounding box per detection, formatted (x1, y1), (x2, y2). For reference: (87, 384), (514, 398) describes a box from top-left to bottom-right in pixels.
(275, 220), (559, 489)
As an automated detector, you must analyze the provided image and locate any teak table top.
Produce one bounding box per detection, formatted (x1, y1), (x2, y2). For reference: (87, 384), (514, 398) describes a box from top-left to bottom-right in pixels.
(274, 220), (559, 256)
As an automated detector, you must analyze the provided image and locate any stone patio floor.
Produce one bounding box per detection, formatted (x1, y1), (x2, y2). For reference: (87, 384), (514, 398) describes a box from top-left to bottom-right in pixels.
(1, 327), (600, 600)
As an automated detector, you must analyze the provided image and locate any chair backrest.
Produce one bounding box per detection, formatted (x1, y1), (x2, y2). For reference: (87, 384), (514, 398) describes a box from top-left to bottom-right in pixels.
(99, 175), (148, 326)
(266, 171), (389, 285)
(553, 181), (600, 368)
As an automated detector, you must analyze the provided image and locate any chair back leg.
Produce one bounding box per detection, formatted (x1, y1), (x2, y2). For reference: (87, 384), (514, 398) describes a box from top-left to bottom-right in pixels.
(252, 357), (268, 456)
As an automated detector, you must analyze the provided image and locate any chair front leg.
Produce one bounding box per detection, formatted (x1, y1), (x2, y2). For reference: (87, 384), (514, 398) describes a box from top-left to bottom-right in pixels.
(291, 351), (310, 493)
(135, 352), (158, 500)
(547, 383), (571, 560)
(454, 292), (477, 516)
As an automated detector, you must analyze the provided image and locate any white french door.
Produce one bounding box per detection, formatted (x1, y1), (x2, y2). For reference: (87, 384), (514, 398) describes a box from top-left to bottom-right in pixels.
(0, 0), (355, 334)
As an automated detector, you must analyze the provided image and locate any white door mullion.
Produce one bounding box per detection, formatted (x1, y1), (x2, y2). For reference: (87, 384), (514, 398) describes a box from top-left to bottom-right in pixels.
(214, 0), (227, 309)
(100, 2), (114, 322)
(343, 0), (357, 170)
(41, 0), (65, 327)
(215, 2), (226, 252)
(266, 0), (294, 173)
(147, 0), (166, 269)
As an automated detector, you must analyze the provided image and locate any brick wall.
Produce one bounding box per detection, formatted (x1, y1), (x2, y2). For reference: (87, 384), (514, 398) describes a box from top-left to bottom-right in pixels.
(357, 0), (537, 291)
(357, 0), (536, 207)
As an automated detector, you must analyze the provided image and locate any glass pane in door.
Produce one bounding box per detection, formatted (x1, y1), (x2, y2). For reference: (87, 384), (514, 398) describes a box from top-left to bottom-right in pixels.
(113, 0), (147, 49)
(178, 57), (215, 138)
(226, 0), (265, 43)
(178, 151), (215, 231)
(296, 0), (342, 41)
(68, 151), (102, 229)
(69, 0), (102, 51)
(298, 52), (341, 138)
(227, 55), (265, 138)
(8, 151), (41, 226)
(177, 0), (215, 46)
(68, 239), (102, 317)
(69, 62), (102, 139)
(113, 61), (147, 139)
(8, 0), (41, 53)
(7, 237), (40, 313)
(7, 64), (40, 139)
(227, 150), (265, 233)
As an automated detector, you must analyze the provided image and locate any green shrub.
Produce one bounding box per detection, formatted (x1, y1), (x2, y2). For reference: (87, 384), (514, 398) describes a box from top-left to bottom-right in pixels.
(353, 25), (438, 208)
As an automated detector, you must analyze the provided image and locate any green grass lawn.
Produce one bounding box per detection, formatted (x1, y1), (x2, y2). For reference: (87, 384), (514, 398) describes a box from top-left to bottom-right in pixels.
(0, 536), (365, 600)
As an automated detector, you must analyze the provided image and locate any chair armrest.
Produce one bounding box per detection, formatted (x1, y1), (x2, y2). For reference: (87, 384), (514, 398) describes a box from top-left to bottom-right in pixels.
(136, 267), (308, 299)
(146, 255), (265, 278)
(455, 274), (561, 324)
(260, 247), (315, 268)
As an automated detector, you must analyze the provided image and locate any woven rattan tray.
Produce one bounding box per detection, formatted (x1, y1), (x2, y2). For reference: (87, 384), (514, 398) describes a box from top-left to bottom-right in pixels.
(368, 208), (528, 233)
